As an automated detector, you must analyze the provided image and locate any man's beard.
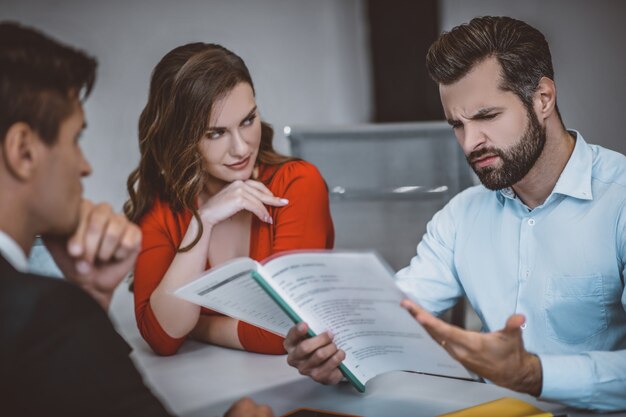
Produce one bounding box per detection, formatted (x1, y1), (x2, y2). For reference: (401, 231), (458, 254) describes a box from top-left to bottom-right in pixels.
(467, 109), (546, 191)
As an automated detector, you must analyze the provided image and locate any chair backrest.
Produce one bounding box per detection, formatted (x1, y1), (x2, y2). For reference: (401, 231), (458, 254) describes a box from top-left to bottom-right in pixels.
(286, 121), (474, 271)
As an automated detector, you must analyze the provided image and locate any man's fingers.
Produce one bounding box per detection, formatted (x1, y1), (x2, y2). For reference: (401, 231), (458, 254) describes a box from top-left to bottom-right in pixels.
(96, 215), (126, 261)
(401, 299), (451, 346)
(404, 301), (473, 351)
(82, 203), (113, 264)
(112, 224), (142, 261)
(283, 323), (344, 385)
(284, 322), (309, 352)
(308, 349), (346, 385)
(401, 299), (444, 335)
(291, 331), (335, 362)
(99, 217), (141, 263)
(504, 314), (525, 333)
(66, 199), (94, 257)
(325, 368), (346, 386)
(401, 299), (428, 318)
(256, 404), (274, 417)
(225, 397), (275, 417)
(298, 340), (340, 371)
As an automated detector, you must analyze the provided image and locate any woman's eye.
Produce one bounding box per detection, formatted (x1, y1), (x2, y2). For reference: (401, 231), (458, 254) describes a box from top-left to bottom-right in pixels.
(242, 115), (256, 126)
(206, 130), (224, 140)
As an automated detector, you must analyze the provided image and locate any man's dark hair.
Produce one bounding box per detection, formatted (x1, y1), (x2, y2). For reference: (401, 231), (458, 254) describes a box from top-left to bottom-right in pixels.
(426, 16), (561, 121)
(0, 21), (97, 144)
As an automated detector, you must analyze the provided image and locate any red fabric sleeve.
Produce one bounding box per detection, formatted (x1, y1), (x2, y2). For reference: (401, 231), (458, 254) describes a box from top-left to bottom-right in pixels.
(133, 200), (189, 356)
(236, 161), (334, 354)
(134, 162), (334, 356)
(237, 322), (286, 353)
(270, 161), (335, 253)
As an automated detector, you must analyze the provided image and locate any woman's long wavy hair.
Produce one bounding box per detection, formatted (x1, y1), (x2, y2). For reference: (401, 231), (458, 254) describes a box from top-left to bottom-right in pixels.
(124, 43), (292, 251)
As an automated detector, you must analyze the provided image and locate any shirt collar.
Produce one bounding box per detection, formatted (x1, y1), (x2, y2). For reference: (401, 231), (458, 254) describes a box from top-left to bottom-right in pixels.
(0, 230), (29, 272)
(550, 130), (593, 201)
(497, 130), (593, 205)
(497, 187), (516, 204)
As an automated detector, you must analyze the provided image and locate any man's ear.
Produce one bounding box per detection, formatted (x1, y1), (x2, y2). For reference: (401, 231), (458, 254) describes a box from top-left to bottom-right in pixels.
(533, 76), (557, 121)
(2, 122), (43, 181)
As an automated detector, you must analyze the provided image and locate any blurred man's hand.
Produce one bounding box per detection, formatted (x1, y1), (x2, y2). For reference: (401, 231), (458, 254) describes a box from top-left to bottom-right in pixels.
(224, 398), (274, 417)
(45, 199), (141, 310)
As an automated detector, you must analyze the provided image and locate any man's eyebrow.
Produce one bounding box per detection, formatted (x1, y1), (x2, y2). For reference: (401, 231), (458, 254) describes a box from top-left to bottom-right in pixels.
(468, 107), (502, 119)
(447, 107), (504, 126)
(207, 106), (257, 131)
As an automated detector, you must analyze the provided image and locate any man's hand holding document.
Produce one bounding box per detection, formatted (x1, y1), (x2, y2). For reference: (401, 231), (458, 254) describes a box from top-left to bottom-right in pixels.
(174, 251), (475, 392)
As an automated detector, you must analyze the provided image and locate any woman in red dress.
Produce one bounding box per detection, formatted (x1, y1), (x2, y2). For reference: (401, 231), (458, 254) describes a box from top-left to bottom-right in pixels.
(125, 43), (334, 355)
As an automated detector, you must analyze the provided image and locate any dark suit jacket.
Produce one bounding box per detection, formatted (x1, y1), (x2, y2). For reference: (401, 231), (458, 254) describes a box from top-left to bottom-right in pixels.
(0, 255), (174, 417)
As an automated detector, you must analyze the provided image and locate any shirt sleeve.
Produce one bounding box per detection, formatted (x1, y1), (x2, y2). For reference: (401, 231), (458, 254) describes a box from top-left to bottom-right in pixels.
(236, 161), (335, 354)
(10, 282), (174, 417)
(134, 203), (186, 356)
(538, 200), (626, 411)
(394, 193), (464, 316)
(237, 321), (287, 353)
(270, 161), (335, 253)
(539, 351), (626, 411)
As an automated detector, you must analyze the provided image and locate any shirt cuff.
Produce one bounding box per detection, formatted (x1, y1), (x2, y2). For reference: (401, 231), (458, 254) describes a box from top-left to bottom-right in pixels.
(538, 353), (594, 406)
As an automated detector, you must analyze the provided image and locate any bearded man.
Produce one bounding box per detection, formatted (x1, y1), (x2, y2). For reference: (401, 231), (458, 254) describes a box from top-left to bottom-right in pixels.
(282, 16), (626, 412)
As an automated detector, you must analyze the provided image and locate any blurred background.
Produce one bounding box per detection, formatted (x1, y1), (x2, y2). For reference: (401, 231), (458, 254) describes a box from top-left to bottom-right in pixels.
(3, 0), (625, 209)
(6, 0), (625, 328)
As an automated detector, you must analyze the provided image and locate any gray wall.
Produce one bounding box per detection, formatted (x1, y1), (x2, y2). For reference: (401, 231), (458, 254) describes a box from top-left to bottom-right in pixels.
(4, 1), (626, 210)
(2, 0), (372, 209)
(440, 0), (626, 155)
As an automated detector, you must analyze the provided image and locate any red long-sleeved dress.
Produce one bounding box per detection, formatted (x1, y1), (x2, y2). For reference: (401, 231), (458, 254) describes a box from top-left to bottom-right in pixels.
(133, 161), (334, 355)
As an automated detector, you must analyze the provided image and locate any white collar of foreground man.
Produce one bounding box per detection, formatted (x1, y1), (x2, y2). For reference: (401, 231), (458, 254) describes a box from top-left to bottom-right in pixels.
(0, 230), (28, 272)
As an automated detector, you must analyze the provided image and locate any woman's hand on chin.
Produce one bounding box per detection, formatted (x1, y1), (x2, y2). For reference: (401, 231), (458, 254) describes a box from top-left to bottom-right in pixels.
(199, 179), (288, 227)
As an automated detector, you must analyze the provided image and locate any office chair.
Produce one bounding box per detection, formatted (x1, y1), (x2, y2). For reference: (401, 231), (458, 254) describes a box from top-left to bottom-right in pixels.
(286, 121), (475, 328)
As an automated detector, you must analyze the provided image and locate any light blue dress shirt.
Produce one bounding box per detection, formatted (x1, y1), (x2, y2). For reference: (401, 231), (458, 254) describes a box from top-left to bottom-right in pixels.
(396, 132), (626, 411)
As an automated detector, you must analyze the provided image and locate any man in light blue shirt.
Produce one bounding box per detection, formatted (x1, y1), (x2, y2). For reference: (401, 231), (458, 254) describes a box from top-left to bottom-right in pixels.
(283, 16), (626, 411)
(398, 126), (626, 410)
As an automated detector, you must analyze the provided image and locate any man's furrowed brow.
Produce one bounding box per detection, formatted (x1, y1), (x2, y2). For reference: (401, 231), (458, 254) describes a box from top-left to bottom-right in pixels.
(469, 107), (502, 119)
(446, 118), (459, 127)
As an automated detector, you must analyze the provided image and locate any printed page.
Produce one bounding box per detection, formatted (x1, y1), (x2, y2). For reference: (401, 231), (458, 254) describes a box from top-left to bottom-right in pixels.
(260, 252), (472, 385)
(174, 257), (293, 336)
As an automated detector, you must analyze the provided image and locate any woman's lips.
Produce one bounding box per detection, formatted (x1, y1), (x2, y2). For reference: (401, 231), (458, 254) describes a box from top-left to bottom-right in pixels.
(225, 156), (251, 170)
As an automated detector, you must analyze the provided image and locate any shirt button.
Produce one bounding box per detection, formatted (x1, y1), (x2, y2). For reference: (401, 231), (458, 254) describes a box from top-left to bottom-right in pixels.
(527, 218), (536, 226)
(521, 323), (528, 330)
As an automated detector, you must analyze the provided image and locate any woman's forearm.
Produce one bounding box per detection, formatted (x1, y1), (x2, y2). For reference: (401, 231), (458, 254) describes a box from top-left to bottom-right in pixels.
(190, 316), (244, 349)
(149, 217), (211, 338)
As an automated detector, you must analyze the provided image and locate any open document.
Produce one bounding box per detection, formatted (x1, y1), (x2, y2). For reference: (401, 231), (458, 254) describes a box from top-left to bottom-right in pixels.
(174, 251), (474, 392)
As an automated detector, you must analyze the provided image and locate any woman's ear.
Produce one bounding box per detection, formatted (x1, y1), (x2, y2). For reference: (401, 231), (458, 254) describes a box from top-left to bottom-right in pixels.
(533, 76), (558, 121)
(2, 122), (42, 181)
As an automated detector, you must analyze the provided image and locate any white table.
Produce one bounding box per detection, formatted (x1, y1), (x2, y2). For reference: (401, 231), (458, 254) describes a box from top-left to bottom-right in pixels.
(109, 286), (625, 417)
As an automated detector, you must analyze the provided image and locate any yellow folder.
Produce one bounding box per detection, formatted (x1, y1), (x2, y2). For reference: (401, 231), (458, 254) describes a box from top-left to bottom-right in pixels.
(437, 397), (555, 417)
